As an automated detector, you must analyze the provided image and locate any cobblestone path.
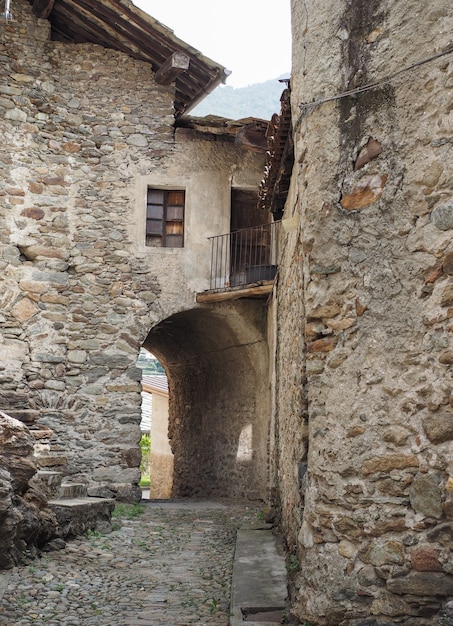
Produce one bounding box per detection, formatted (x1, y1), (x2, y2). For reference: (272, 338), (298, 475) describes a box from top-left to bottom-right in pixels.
(0, 499), (262, 626)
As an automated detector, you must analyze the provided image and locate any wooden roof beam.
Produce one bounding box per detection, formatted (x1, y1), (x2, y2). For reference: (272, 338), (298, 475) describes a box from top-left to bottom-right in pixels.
(155, 52), (190, 85)
(196, 282), (274, 303)
(32, 0), (55, 18)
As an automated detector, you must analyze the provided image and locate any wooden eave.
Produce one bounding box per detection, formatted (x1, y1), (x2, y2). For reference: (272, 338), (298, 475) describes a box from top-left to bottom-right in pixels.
(175, 115), (268, 152)
(258, 86), (294, 216)
(30, 0), (228, 117)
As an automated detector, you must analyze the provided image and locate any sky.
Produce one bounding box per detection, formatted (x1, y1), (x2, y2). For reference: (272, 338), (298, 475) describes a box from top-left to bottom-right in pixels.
(133, 0), (291, 88)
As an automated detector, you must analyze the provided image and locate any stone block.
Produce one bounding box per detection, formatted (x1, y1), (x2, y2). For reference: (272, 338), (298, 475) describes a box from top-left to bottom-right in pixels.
(307, 337), (337, 353)
(354, 138), (383, 171)
(360, 541), (404, 567)
(439, 351), (453, 364)
(307, 303), (341, 320)
(93, 466), (140, 483)
(431, 202), (453, 230)
(340, 174), (387, 211)
(409, 473), (443, 519)
(49, 497), (115, 539)
(5, 108), (27, 122)
(387, 571), (453, 597)
(67, 350), (87, 364)
(423, 413), (453, 443)
(426, 523), (453, 546)
(440, 285), (453, 307)
(0, 412), (34, 456)
(444, 252), (453, 275)
(410, 546), (443, 571)
(362, 455), (419, 475)
(35, 455), (67, 468)
(6, 409), (40, 425)
(370, 592), (416, 618)
(115, 483), (142, 503)
(18, 280), (48, 294)
(0, 392), (29, 410)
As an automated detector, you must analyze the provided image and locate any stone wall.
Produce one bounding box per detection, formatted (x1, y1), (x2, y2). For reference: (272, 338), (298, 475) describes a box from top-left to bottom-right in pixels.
(274, 0), (453, 623)
(0, 0), (267, 502)
(144, 301), (271, 501)
(0, 0), (172, 500)
(0, 412), (58, 568)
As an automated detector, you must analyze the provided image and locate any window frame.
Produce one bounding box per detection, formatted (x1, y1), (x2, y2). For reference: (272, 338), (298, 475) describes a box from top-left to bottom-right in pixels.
(146, 188), (185, 249)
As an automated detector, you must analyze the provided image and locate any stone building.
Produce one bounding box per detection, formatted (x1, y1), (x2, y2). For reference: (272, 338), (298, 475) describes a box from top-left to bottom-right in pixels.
(1, 0), (452, 624)
(0, 0), (270, 508)
(141, 373), (173, 499)
(267, 0), (452, 623)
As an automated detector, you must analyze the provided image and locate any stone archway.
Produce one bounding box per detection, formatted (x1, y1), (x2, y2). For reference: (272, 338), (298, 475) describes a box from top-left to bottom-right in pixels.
(143, 299), (270, 500)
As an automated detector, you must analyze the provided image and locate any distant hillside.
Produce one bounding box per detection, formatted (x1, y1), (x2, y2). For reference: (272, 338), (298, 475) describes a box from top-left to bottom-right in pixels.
(191, 74), (290, 121)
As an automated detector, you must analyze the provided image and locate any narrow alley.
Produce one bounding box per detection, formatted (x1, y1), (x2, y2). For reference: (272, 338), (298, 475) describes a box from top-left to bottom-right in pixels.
(0, 500), (263, 626)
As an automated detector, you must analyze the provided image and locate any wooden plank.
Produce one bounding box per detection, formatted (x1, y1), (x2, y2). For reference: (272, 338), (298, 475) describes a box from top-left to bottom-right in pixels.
(155, 52), (190, 85)
(32, 0), (55, 18)
(196, 282), (274, 303)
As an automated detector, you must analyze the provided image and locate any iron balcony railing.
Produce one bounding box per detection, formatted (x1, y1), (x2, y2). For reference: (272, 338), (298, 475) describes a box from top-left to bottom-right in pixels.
(208, 221), (281, 291)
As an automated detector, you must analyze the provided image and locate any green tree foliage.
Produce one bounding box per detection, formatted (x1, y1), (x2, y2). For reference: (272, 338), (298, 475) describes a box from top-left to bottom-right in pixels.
(140, 434), (151, 477)
(136, 349), (165, 375)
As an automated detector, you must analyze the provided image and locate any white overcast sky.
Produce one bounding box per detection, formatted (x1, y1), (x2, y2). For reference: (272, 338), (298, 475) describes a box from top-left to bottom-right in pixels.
(133, 0), (292, 88)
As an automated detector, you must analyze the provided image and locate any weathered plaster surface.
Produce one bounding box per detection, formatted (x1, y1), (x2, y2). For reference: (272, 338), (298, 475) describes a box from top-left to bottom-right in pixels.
(274, 0), (453, 623)
(148, 390), (173, 499)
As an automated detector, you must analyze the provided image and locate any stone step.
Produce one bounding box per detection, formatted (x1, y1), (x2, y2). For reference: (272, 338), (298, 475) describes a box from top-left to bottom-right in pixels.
(28, 425), (55, 441)
(30, 469), (63, 498)
(49, 497), (116, 539)
(58, 482), (87, 499)
(5, 409), (40, 425)
(34, 453), (67, 468)
(35, 469), (63, 483)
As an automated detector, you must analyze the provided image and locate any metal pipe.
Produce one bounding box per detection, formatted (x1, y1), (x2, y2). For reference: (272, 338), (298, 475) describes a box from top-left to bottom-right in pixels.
(1, 0), (13, 22)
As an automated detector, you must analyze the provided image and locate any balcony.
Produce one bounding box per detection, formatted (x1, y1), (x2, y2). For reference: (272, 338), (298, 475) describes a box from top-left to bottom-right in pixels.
(197, 221), (281, 303)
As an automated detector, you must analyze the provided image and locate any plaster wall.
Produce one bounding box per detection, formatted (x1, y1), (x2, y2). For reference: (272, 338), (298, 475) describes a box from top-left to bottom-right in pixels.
(273, 1), (453, 623)
(148, 390), (173, 499)
(0, 0), (267, 501)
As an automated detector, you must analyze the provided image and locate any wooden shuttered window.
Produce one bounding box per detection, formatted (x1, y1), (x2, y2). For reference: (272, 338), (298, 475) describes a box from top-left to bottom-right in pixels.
(146, 189), (185, 248)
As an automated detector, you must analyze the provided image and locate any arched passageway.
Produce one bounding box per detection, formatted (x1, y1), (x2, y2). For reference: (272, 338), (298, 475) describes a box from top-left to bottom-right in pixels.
(142, 299), (270, 500)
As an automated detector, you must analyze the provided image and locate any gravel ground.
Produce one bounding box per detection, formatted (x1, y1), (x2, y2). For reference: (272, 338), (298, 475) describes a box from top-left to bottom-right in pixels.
(0, 499), (262, 626)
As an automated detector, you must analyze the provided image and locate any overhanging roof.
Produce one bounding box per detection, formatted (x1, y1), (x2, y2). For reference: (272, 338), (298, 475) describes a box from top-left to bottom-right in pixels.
(258, 86), (294, 218)
(29, 0), (229, 117)
(142, 374), (168, 396)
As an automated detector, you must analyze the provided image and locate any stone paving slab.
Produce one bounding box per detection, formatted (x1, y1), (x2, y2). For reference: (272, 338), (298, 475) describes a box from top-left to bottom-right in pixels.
(0, 572), (11, 605)
(0, 499), (263, 626)
(230, 529), (287, 626)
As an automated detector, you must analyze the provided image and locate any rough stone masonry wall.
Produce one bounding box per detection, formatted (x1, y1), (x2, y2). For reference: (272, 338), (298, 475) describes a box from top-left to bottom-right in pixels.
(0, 412), (59, 568)
(158, 302), (270, 501)
(0, 0), (176, 501)
(0, 0), (269, 504)
(275, 0), (453, 624)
